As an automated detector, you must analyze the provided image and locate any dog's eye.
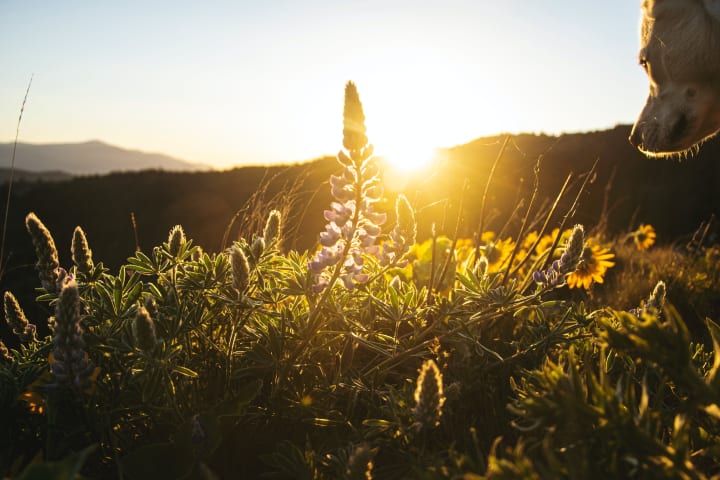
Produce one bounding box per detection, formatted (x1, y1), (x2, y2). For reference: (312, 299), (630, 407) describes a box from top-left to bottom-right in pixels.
(638, 56), (648, 70)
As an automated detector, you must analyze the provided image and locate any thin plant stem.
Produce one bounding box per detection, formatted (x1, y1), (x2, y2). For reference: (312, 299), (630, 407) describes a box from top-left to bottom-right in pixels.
(475, 135), (509, 262)
(0, 74), (33, 280)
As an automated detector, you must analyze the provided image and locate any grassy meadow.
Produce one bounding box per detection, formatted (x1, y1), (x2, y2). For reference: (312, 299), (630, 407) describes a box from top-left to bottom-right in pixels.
(1, 82), (720, 479)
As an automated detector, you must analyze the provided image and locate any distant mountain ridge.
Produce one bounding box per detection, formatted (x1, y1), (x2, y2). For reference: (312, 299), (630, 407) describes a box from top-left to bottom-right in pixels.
(0, 140), (213, 176)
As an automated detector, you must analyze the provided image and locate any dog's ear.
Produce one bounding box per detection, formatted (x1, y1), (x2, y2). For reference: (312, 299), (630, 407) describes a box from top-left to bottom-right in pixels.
(703, 0), (720, 22)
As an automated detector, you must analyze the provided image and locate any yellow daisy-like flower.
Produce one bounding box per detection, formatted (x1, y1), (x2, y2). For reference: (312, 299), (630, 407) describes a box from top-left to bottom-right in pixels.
(566, 243), (616, 290)
(632, 224), (656, 251)
(481, 237), (515, 272)
(535, 228), (572, 256)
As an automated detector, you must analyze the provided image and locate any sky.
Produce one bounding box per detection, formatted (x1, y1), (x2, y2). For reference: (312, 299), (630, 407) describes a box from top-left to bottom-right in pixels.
(0, 1), (648, 169)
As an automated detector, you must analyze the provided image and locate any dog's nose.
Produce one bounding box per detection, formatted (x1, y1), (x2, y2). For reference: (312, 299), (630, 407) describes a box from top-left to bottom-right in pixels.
(629, 124), (643, 148)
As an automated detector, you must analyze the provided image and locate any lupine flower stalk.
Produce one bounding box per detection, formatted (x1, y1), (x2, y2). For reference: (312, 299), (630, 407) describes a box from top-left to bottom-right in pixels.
(630, 280), (667, 317)
(168, 225), (186, 257)
(231, 245), (250, 293)
(309, 81), (387, 292)
(532, 224), (585, 288)
(0, 340), (9, 362)
(379, 194), (416, 266)
(25, 212), (65, 293)
(71, 226), (94, 274)
(51, 280), (95, 389)
(413, 359), (445, 430)
(133, 305), (157, 352)
(646, 280), (667, 311)
(251, 236), (265, 262)
(3, 291), (37, 343)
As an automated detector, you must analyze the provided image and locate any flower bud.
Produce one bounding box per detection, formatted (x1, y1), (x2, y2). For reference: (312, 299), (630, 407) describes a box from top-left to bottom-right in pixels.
(168, 225), (186, 257)
(413, 359), (445, 430)
(3, 291), (36, 343)
(230, 245), (250, 293)
(71, 226), (94, 274)
(25, 212), (61, 293)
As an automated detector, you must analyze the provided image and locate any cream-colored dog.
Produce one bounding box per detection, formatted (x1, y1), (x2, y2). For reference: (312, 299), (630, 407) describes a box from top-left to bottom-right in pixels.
(630, 0), (720, 156)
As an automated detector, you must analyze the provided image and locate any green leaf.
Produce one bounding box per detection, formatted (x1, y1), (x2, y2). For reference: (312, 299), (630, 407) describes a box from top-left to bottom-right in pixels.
(172, 365), (199, 378)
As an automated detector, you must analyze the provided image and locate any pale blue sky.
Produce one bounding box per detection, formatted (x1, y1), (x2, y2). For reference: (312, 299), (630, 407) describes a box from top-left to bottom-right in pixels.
(1, 1), (646, 168)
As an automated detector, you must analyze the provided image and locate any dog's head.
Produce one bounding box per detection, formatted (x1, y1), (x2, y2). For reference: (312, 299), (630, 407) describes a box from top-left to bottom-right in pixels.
(630, 0), (720, 156)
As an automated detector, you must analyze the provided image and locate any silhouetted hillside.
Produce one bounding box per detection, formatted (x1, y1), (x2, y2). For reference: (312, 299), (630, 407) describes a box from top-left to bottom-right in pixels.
(1, 125), (718, 325)
(0, 141), (212, 175)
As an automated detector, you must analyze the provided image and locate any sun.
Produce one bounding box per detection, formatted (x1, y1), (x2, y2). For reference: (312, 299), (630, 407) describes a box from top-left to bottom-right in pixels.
(374, 140), (438, 173)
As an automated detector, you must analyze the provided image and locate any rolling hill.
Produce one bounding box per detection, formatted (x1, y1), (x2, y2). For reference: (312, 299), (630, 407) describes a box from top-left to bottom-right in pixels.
(0, 140), (213, 176)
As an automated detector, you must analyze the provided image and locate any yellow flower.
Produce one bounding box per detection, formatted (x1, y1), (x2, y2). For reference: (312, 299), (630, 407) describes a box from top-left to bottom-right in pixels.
(535, 228), (571, 256)
(481, 237), (515, 272)
(566, 242), (616, 290)
(632, 224), (656, 251)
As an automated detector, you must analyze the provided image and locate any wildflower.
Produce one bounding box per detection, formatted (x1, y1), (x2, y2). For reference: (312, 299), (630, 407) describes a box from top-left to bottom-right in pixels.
(379, 194), (416, 266)
(263, 209), (282, 247)
(133, 305), (157, 353)
(630, 280), (667, 317)
(251, 236), (266, 262)
(71, 226), (94, 274)
(309, 82), (386, 292)
(566, 240), (616, 290)
(533, 224), (585, 288)
(168, 225), (186, 257)
(535, 228), (572, 256)
(51, 280), (96, 389)
(0, 340), (10, 362)
(646, 280), (666, 310)
(632, 224), (656, 251)
(3, 291), (37, 343)
(342, 81), (368, 153)
(230, 245), (250, 293)
(413, 359), (445, 430)
(480, 237), (515, 272)
(25, 212), (65, 293)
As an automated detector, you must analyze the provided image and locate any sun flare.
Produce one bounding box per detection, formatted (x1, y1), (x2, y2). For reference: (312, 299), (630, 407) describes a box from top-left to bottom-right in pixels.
(375, 141), (437, 173)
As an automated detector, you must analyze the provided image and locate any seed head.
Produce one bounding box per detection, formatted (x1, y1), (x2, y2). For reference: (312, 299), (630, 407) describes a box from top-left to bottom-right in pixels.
(71, 226), (94, 274)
